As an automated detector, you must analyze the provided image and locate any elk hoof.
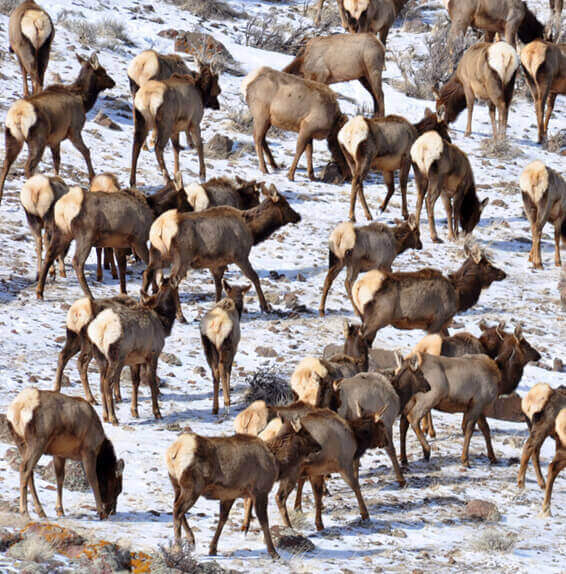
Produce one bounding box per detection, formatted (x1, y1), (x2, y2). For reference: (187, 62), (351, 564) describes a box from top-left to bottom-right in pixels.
(131, 409), (139, 418)
(432, 237), (443, 244)
(176, 314), (187, 324)
(208, 546), (218, 556)
(154, 411), (162, 420)
(36, 291), (44, 301)
(269, 550), (281, 560)
(318, 309), (325, 317)
(87, 397), (98, 406)
(517, 480), (525, 490)
(315, 522), (324, 531)
(398, 479), (407, 488)
(539, 508), (551, 518)
(56, 507), (64, 517)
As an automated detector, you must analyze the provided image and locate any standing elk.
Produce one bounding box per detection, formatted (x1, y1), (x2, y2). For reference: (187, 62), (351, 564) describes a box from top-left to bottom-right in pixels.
(319, 216), (422, 316)
(283, 33), (385, 117)
(0, 53), (115, 203)
(520, 40), (566, 143)
(435, 41), (519, 139)
(7, 388), (124, 519)
(130, 61), (221, 186)
(520, 160), (566, 269)
(411, 130), (488, 243)
(241, 66), (350, 181)
(9, 0), (54, 96)
(540, 408), (566, 516)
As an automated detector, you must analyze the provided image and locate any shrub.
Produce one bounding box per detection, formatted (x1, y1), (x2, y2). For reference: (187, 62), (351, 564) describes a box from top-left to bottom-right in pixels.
(478, 137), (526, 160)
(244, 16), (311, 55)
(472, 528), (517, 553)
(7, 535), (54, 563)
(0, 0), (18, 15)
(243, 367), (294, 406)
(165, 0), (244, 20)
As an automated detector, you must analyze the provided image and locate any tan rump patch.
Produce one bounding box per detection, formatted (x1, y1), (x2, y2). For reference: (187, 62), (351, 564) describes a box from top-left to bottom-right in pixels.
(6, 100), (37, 142)
(520, 41), (547, 80)
(240, 67), (267, 100)
(352, 269), (386, 315)
(555, 409), (566, 445)
(127, 50), (159, 87)
(520, 161), (549, 203)
(414, 334), (443, 356)
(20, 175), (54, 218)
(7, 387), (40, 438)
(201, 302), (235, 348)
(521, 383), (553, 420)
(259, 417), (284, 442)
(488, 42), (519, 85)
(330, 222), (356, 259)
(234, 400), (269, 435)
(20, 9), (52, 50)
(149, 209), (179, 255)
(166, 434), (198, 481)
(291, 357), (328, 406)
(410, 131), (444, 175)
(90, 174), (120, 193)
(54, 186), (84, 235)
(134, 80), (166, 119)
(87, 309), (122, 358)
(66, 297), (94, 333)
(185, 183), (210, 211)
(338, 116), (369, 159)
(343, 0), (370, 19)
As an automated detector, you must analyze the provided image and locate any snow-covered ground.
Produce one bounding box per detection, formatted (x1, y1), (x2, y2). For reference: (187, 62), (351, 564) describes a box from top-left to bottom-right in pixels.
(0, 0), (565, 572)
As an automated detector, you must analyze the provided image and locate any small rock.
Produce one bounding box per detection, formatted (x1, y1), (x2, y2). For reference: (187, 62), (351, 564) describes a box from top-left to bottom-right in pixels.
(283, 292), (298, 309)
(22, 523), (85, 552)
(204, 134), (233, 159)
(94, 111), (122, 131)
(0, 414), (14, 444)
(296, 272), (306, 282)
(39, 460), (90, 492)
(270, 525), (315, 553)
(0, 528), (21, 552)
(255, 346), (277, 358)
(194, 366), (207, 377)
(157, 28), (179, 39)
(320, 162), (345, 184)
(553, 358), (563, 372)
(160, 352), (183, 367)
(465, 499), (500, 521)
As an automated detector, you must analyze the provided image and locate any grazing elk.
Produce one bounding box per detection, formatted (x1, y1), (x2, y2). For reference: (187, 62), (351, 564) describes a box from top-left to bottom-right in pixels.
(520, 160), (566, 269)
(283, 33), (385, 116)
(0, 53), (115, 203)
(353, 243), (506, 343)
(521, 41), (566, 143)
(540, 408), (566, 516)
(411, 130), (488, 243)
(142, 185), (301, 321)
(319, 215), (422, 316)
(130, 61), (221, 186)
(436, 41), (519, 138)
(87, 278), (178, 425)
(7, 388), (124, 519)
(443, 0), (544, 49)
(36, 185), (153, 300)
(9, 1), (54, 96)
(201, 280), (251, 415)
(242, 66), (349, 181)
(338, 110), (450, 221)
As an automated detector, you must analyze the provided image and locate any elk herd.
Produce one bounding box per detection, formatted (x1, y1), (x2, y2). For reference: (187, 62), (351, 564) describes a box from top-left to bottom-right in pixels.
(1, 0), (565, 561)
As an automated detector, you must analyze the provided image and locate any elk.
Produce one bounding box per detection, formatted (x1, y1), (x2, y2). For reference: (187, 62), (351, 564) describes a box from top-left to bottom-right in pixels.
(521, 41), (566, 143)
(130, 61), (221, 186)
(338, 110), (450, 222)
(435, 41), (519, 139)
(414, 332), (488, 358)
(541, 408), (566, 516)
(411, 130), (488, 243)
(142, 185), (301, 322)
(560, 263), (566, 309)
(520, 160), (566, 269)
(353, 243), (506, 344)
(9, 1), (54, 96)
(283, 33), (385, 116)
(200, 280), (251, 415)
(443, 0), (544, 49)
(0, 53), (115, 203)
(36, 185), (153, 300)
(241, 66), (349, 181)
(7, 388), (124, 519)
(319, 215), (422, 316)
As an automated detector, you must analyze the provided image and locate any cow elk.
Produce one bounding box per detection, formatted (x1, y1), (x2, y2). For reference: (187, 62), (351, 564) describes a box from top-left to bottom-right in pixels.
(540, 408), (566, 516)
(520, 160), (566, 269)
(7, 388), (124, 519)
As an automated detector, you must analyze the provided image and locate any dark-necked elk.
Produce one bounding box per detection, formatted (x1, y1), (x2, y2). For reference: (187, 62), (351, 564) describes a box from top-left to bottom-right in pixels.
(338, 110), (450, 221)
(201, 280), (251, 415)
(0, 53), (115, 203)
(319, 215), (422, 316)
(520, 160), (566, 269)
(130, 61), (221, 186)
(283, 33), (385, 117)
(7, 388), (124, 519)
(443, 0), (544, 49)
(9, 1), (54, 96)
(241, 66), (349, 181)
(353, 243), (505, 343)
(435, 41), (519, 138)
(142, 185), (301, 321)
(521, 40), (566, 143)
(411, 130), (488, 243)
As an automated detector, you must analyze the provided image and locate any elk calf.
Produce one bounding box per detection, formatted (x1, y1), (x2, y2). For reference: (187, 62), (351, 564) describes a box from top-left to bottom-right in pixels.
(520, 161), (566, 269)
(200, 280), (251, 415)
(7, 388), (124, 519)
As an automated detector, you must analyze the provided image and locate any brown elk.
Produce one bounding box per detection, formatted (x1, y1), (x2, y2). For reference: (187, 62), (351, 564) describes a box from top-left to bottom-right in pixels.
(521, 40), (566, 143)
(7, 388), (124, 519)
(353, 244), (506, 344)
(200, 280), (251, 415)
(436, 41), (519, 138)
(541, 408), (566, 516)
(242, 66), (349, 181)
(130, 62), (221, 186)
(443, 0), (544, 48)
(411, 130), (488, 243)
(0, 53), (115, 204)
(283, 33), (385, 116)
(338, 110), (450, 222)
(9, 1), (54, 96)
(319, 216), (422, 316)
(142, 185), (301, 321)
(520, 160), (566, 269)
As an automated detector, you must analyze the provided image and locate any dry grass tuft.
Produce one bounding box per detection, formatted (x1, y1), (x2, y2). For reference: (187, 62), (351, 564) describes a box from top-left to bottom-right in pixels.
(243, 367), (294, 406)
(165, 0), (244, 20)
(544, 130), (566, 154)
(472, 528), (517, 553)
(7, 535), (55, 563)
(244, 16), (311, 55)
(0, 0), (18, 15)
(478, 136), (525, 160)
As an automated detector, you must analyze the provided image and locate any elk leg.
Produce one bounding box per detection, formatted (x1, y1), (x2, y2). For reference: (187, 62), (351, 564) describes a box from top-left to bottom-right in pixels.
(541, 453), (566, 517)
(50, 143), (61, 175)
(148, 355), (162, 419)
(212, 267), (226, 302)
(253, 115), (271, 174)
(72, 238), (95, 298)
(68, 131), (95, 180)
(262, 139), (278, 169)
(24, 135), (47, 179)
(209, 499), (235, 556)
(82, 450), (106, 519)
(236, 258), (269, 312)
(18, 59), (30, 97)
(190, 123), (205, 181)
(426, 182), (442, 243)
(254, 492), (279, 559)
(535, 85), (550, 143)
(488, 102), (497, 139)
(310, 474), (326, 531)
(36, 234), (71, 299)
(219, 347), (232, 414)
(399, 414), (410, 466)
(554, 221), (563, 267)
(34, 231), (43, 281)
(441, 193), (455, 241)
(116, 249), (128, 294)
(172, 482), (198, 547)
(19, 441), (47, 518)
(130, 365), (141, 418)
(461, 407), (482, 467)
(379, 170), (396, 215)
(305, 140), (315, 180)
(544, 92), (558, 137)
(294, 476), (305, 511)
(0, 132), (24, 203)
(477, 415), (497, 463)
(275, 477), (296, 529)
(406, 408), (432, 461)
(78, 348), (97, 404)
(53, 456), (66, 517)
(359, 75), (384, 118)
(533, 442), (547, 489)
(399, 157), (410, 219)
(57, 254), (66, 278)
(319, 259), (345, 316)
(287, 131), (309, 181)
(28, 472), (46, 519)
(54, 332), (80, 392)
(171, 133), (182, 175)
(242, 497), (253, 533)
(105, 248), (118, 278)
(96, 248), (103, 281)
(344, 265), (360, 315)
(130, 111), (149, 187)
(384, 430), (406, 486)
(105, 362), (124, 426)
(203, 337), (221, 415)
(348, 175), (361, 222)
(341, 465), (369, 523)
(463, 87), (475, 137)
(532, 224), (543, 269)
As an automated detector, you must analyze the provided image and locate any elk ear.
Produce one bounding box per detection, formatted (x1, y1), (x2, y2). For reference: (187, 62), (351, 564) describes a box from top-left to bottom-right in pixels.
(235, 176), (244, 184)
(496, 320), (506, 340)
(471, 244), (482, 264)
(437, 103), (446, 121)
(169, 276), (180, 290)
(140, 290), (151, 305)
(374, 404), (387, 422)
(221, 278), (231, 293)
(174, 171), (184, 191)
(478, 319), (488, 331)
(343, 319), (351, 339)
(424, 107), (433, 117)
(268, 185), (280, 202)
(394, 350), (403, 369)
(116, 459), (125, 477)
(76, 53), (86, 65)
(480, 197), (489, 212)
(514, 325), (524, 341)
(409, 353), (421, 371)
(290, 417), (302, 433)
(408, 214), (417, 230)
(242, 284), (252, 294)
(354, 401), (363, 419)
(332, 379), (342, 393)
(89, 53), (100, 70)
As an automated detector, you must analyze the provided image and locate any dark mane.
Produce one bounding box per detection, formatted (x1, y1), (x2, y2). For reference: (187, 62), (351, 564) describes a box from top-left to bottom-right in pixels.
(96, 438), (118, 500)
(414, 112), (452, 142)
(327, 113), (350, 179)
(459, 183), (481, 233)
(437, 75), (466, 124)
(394, 268), (445, 281)
(518, 4), (545, 43)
